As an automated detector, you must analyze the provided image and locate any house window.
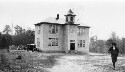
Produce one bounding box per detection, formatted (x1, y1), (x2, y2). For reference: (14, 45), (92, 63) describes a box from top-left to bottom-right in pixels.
(71, 17), (73, 22)
(83, 40), (85, 47)
(49, 25), (58, 34)
(66, 17), (68, 22)
(38, 26), (40, 34)
(37, 38), (40, 47)
(80, 40), (82, 47)
(78, 28), (82, 36)
(78, 28), (85, 36)
(78, 40), (85, 47)
(48, 38), (58, 46)
(70, 40), (75, 42)
(83, 28), (85, 35)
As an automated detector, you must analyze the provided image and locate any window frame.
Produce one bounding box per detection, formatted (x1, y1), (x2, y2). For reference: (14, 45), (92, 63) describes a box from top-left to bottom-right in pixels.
(78, 28), (86, 36)
(70, 17), (74, 22)
(78, 40), (85, 48)
(82, 40), (85, 47)
(66, 17), (68, 22)
(49, 25), (58, 34)
(37, 26), (40, 34)
(83, 28), (85, 35)
(48, 38), (58, 46)
(37, 38), (40, 47)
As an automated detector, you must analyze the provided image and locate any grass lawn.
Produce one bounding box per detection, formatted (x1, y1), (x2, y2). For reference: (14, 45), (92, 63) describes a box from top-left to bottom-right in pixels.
(0, 50), (63, 72)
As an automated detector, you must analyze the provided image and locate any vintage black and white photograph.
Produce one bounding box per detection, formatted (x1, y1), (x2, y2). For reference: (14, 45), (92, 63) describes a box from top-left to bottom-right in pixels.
(0, 0), (125, 72)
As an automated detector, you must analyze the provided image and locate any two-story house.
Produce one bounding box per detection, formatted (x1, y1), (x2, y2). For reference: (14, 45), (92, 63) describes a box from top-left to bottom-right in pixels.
(34, 9), (90, 53)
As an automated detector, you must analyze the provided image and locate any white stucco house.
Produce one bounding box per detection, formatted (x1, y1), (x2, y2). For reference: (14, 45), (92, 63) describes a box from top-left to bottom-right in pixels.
(34, 9), (90, 53)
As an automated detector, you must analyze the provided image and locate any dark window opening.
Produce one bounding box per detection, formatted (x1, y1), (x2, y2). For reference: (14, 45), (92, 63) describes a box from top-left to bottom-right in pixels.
(71, 17), (73, 22)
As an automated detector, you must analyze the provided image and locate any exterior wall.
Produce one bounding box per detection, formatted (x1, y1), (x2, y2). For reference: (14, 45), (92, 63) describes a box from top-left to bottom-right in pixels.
(42, 24), (63, 51)
(34, 26), (38, 46)
(35, 23), (90, 53)
(68, 25), (78, 50)
(62, 25), (69, 52)
(35, 25), (43, 50)
(77, 27), (89, 53)
(85, 28), (90, 53)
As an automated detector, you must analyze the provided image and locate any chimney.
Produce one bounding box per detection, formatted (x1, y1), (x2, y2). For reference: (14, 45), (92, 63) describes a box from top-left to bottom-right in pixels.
(56, 14), (59, 20)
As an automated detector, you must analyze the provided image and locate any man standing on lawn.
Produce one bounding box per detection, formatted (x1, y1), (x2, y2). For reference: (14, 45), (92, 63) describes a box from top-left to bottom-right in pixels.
(108, 43), (119, 70)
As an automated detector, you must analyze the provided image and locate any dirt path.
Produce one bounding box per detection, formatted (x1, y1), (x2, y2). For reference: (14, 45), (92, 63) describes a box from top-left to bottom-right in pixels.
(49, 53), (125, 72)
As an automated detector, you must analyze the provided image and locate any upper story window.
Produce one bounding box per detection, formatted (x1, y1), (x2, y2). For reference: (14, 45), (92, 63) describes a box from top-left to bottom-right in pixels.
(49, 25), (58, 34)
(70, 17), (74, 22)
(38, 26), (40, 34)
(78, 28), (85, 36)
(66, 17), (68, 22)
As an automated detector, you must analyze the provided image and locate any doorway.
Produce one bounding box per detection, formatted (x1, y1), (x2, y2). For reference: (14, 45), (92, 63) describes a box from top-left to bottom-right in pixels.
(70, 43), (75, 50)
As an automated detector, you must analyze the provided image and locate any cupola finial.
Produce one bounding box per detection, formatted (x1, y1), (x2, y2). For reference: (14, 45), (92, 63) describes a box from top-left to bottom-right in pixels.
(64, 9), (76, 24)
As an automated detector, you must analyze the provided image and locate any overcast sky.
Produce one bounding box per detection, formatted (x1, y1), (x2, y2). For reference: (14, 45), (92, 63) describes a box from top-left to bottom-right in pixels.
(0, 0), (125, 40)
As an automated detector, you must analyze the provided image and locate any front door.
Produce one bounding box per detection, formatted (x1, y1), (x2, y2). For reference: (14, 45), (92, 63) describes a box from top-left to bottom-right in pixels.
(70, 43), (75, 50)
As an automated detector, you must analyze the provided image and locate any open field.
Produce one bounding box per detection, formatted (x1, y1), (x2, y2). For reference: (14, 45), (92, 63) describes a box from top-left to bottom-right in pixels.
(0, 50), (62, 72)
(0, 50), (125, 72)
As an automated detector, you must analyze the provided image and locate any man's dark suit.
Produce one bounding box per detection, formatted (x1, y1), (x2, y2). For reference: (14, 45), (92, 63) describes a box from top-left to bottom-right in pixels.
(108, 46), (119, 62)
